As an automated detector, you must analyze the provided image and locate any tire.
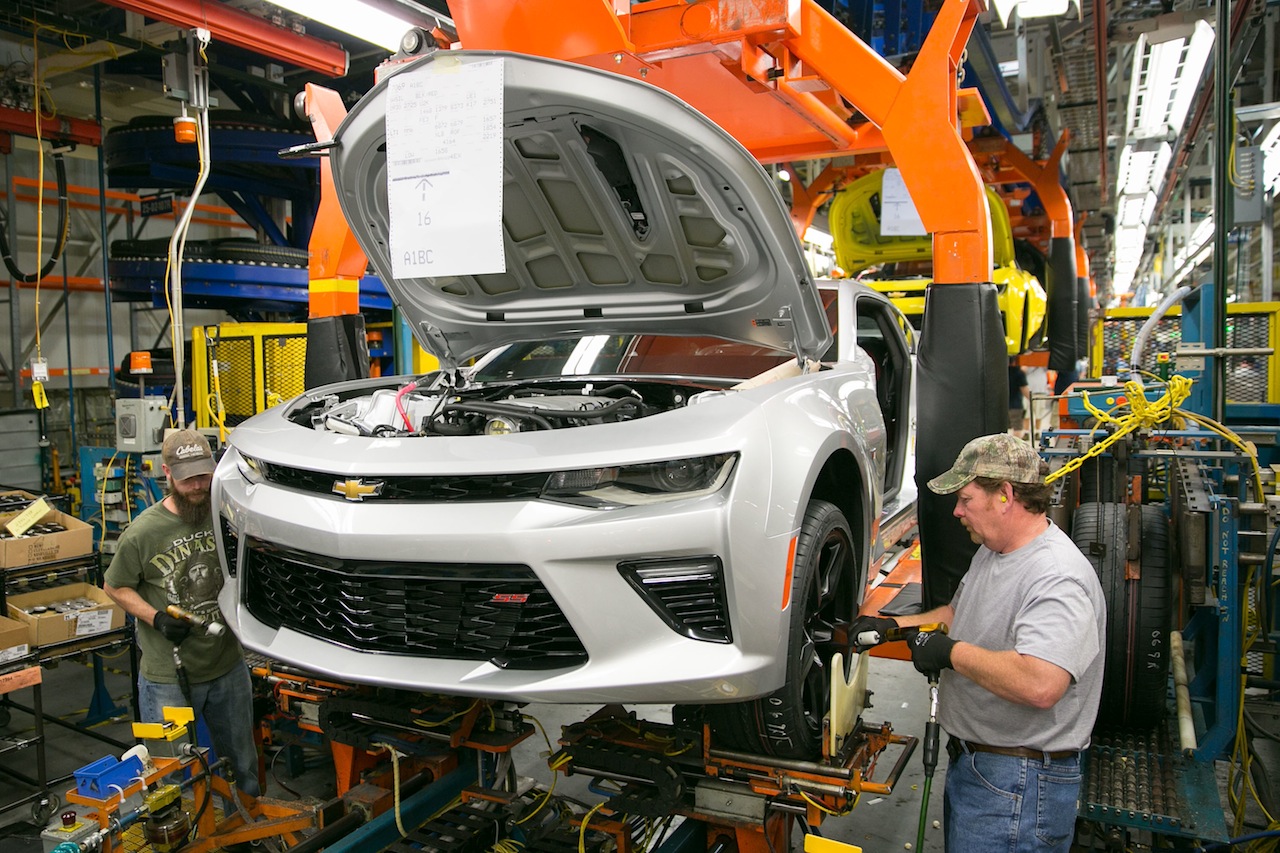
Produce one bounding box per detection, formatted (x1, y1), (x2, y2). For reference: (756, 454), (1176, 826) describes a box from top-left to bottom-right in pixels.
(111, 238), (308, 267)
(699, 500), (859, 758)
(1078, 455), (1118, 503)
(1071, 502), (1171, 727)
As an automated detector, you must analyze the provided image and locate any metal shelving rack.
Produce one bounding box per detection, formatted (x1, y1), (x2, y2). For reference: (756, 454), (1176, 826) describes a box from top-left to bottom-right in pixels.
(0, 551), (136, 823)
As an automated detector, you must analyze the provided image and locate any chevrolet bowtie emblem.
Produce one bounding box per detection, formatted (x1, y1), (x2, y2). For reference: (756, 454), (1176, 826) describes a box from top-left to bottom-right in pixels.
(332, 478), (384, 501)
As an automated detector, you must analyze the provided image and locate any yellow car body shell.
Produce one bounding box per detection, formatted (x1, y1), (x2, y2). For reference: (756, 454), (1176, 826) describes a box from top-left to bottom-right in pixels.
(829, 170), (1047, 355)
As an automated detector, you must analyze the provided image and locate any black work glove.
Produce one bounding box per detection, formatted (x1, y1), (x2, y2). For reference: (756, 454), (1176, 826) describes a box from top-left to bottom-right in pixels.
(152, 611), (192, 645)
(850, 614), (899, 649)
(909, 628), (957, 677)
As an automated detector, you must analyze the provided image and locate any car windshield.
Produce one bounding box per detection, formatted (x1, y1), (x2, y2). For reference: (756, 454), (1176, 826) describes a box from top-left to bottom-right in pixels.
(473, 335), (796, 382)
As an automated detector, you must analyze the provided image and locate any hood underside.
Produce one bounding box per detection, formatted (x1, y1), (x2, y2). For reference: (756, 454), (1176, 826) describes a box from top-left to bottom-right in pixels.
(330, 50), (832, 372)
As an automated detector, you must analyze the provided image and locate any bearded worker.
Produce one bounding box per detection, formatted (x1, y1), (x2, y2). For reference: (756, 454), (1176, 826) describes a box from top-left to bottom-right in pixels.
(104, 429), (261, 799)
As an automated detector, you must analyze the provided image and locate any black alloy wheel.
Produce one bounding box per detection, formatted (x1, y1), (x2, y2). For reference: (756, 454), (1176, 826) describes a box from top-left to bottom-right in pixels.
(699, 499), (858, 759)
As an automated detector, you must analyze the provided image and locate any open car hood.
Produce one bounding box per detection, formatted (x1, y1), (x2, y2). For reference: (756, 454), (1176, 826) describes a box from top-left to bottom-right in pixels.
(330, 50), (831, 373)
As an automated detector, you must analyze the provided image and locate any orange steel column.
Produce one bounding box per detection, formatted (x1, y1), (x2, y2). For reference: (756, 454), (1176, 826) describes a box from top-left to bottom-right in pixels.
(304, 84), (368, 319)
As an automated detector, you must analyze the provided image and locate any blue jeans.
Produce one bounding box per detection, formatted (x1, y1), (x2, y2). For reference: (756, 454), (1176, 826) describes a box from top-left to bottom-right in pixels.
(944, 744), (1082, 853)
(138, 661), (261, 797)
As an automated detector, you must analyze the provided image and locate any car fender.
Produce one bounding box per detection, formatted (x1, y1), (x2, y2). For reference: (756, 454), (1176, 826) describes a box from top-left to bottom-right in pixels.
(747, 369), (883, 566)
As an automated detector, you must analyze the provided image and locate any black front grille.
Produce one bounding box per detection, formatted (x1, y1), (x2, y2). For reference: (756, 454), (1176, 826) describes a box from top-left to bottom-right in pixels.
(243, 538), (587, 669)
(220, 517), (239, 577)
(618, 557), (731, 643)
(264, 464), (549, 502)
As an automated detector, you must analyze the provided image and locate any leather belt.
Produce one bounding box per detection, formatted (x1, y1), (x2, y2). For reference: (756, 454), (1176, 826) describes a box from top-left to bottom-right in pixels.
(955, 738), (1078, 761)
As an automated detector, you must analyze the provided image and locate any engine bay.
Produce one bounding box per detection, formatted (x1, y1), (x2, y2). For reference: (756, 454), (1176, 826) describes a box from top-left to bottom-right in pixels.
(288, 375), (735, 438)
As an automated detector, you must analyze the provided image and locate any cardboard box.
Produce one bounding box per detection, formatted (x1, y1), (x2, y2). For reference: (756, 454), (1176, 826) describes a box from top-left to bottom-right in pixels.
(6, 583), (124, 647)
(0, 506), (94, 569)
(0, 615), (28, 663)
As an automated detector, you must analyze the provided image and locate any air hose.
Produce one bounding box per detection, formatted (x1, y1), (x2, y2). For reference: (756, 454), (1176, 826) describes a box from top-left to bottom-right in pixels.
(917, 676), (941, 851)
(0, 151), (70, 282)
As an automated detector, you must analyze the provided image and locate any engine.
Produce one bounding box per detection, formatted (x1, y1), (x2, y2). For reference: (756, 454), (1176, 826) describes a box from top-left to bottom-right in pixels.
(298, 378), (714, 437)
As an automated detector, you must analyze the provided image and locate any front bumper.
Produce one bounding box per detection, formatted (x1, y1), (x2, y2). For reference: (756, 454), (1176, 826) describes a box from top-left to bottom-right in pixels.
(213, 466), (793, 704)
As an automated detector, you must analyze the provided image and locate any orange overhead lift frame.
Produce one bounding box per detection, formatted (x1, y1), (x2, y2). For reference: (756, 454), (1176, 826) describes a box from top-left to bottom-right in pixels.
(304, 0), (999, 319)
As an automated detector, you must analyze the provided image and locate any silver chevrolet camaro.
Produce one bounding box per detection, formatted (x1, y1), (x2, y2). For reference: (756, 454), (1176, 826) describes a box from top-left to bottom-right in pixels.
(213, 49), (916, 758)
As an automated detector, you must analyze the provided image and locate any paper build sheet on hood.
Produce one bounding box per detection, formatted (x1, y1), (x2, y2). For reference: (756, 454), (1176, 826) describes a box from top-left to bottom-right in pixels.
(386, 57), (506, 280)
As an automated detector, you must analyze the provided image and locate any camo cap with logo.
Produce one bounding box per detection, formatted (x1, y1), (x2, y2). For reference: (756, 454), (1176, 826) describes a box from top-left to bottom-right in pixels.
(927, 433), (1043, 495)
(162, 429), (216, 482)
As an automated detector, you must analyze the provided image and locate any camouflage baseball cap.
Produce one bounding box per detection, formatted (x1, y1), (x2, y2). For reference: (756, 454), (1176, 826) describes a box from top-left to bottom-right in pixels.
(927, 433), (1043, 495)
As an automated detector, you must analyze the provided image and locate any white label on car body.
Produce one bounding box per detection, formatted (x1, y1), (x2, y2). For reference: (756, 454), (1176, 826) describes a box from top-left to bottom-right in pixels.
(880, 168), (928, 236)
(386, 57), (505, 279)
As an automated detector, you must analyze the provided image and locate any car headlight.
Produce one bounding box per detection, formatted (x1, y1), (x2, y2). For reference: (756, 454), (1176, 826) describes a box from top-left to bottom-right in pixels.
(235, 451), (269, 485)
(541, 453), (737, 508)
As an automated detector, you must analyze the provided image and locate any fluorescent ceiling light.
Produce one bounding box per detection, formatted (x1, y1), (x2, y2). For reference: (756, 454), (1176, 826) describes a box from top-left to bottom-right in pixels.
(1115, 142), (1172, 196)
(990, 0), (1080, 26)
(1116, 192), (1157, 229)
(1111, 222), (1150, 295)
(1125, 20), (1215, 142)
(1113, 20), (1212, 297)
(999, 60), (1020, 77)
(1114, 224), (1146, 255)
(271, 0), (422, 51)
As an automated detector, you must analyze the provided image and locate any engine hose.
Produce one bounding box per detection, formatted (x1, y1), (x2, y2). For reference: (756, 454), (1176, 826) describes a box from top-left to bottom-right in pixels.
(575, 396), (642, 418)
(441, 401), (556, 430)
(0, 152), (70, 283)
(468, 397), (640, 422)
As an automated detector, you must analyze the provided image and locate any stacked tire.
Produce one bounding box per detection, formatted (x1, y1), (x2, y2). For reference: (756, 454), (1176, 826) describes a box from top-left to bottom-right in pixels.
(1071, 502), (1172, 727)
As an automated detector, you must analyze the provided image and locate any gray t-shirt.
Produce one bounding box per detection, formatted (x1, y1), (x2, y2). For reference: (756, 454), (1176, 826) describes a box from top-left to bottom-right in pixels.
(938, 519), (1105, 752)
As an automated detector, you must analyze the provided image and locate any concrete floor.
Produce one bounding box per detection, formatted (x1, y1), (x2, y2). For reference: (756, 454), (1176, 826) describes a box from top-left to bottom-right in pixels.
(0, 649), (945, 853)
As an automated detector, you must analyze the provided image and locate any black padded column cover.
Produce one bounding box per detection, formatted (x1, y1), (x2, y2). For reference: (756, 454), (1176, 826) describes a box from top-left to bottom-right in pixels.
(305, 313), (371, 390)
(1047, 236), (1078, 373)
(915, 283), (1008, 609)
